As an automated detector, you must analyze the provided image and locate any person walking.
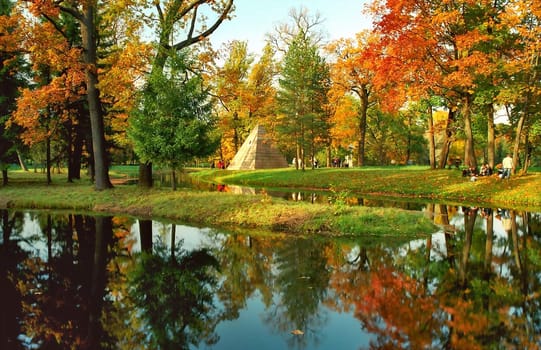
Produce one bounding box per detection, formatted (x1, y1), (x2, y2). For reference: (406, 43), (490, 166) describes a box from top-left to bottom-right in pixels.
(502, 154), (513, 179)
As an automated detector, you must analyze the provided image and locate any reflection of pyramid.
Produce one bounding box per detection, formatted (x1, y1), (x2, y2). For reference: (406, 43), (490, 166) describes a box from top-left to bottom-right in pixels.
(227, 124), (289, 170)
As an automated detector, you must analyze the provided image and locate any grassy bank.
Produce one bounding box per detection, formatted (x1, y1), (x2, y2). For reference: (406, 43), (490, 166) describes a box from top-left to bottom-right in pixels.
(0, 169), (438, 239)
(191, 166), (541, 211)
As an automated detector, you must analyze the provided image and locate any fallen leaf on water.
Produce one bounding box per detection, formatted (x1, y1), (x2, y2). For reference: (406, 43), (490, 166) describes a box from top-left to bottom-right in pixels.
(291, 329), (304, 335)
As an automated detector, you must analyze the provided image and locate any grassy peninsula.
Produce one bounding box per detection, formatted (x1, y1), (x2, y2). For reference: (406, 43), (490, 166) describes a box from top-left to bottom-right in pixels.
(1, 166), (540, 239)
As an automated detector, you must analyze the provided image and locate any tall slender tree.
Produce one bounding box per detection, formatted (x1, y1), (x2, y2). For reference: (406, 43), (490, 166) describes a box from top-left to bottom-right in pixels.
(277, 32), (330, 170)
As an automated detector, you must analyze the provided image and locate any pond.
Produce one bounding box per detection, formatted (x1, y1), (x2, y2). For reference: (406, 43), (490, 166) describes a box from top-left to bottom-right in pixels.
(1, 207), (540, 349)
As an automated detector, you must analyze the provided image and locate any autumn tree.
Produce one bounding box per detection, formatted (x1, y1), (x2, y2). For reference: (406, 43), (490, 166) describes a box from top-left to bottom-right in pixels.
(212, 42), (278, 163)
(367, 0), (521, 169)
(96, 3), (153, 166)
(10, 13), (86, 184)
(327, 32), (379, 167)
(497, 0), (541, 174)
(22, 0), (113, 189)
(0, 0), (26, 185)
(245, 44), (278, 122)
(214, 40), (253, 161)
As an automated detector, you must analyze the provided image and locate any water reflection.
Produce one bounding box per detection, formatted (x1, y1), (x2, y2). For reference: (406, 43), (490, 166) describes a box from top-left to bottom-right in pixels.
(1, 208), (540, 349)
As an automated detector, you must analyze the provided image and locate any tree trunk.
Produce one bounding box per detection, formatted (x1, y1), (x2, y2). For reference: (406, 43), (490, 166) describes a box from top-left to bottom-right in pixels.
(484, 209), (494, 276)
(138, 162), (153, 188)
(84, 216), (111, 349)
(170, 224), (176, 260)
(16, 150), (28, 171)
(67, 117), (74, 183)
(171, 168), (177, 191)
(46, 132), (51, 185)
(509, 211), (522, 273)
(427, 106), (436, 169)
(80, 5), (112, 190)
(326, 145), (331, 168)
(438, 109), (456, 169)
(512, 113), (526, 175)
(459, 207), (476, 287)
(2, 169), (7, 186)
(522, 135), (531, 174)
(486, 104), (495, 168)
(139, 219), (153, 253)
(462, 95), (477, 169)
(356, 87), (369, 166)
(70, 118), (84, 180)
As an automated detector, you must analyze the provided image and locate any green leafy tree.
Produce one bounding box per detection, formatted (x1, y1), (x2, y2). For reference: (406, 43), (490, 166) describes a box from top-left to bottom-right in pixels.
(129, 51), (219, 190)
(277, 33), (330, 170)
(136, 0), (234, 188)
(129, 240), (221, 349)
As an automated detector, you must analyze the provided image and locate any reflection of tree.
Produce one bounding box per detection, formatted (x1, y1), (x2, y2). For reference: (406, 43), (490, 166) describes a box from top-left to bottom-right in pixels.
(458, 206), (477, 286)
(0, 210), (26, 349)
(353, 253), (441, 349)
(343, 206), (541, 349)
(265, 238), (331, 349)
(14, 214), (117, 349)
(128, 239), (221, 349)
(214, 234), (274, 320)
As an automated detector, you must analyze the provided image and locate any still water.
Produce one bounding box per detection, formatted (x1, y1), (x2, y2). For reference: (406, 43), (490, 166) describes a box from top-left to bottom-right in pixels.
(1, 206), (540, 349)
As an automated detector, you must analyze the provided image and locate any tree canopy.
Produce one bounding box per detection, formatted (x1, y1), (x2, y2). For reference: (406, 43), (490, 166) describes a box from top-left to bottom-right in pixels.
(1, 0), (540, 185)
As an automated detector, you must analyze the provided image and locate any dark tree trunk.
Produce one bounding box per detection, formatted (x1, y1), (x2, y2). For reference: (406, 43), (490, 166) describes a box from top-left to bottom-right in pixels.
(84, 216), (112, 349)
(138, 162), (153, 188)
(462, 95), (477, 169)
(46, 133), (52, 185)
(487, 104), (495, 168)
(139, 219), (153, 253)
(355, 87), (369, 167)
(438, 109), (456, 169)
(427, 106), (436, 169)
(80, 5), (112, 190)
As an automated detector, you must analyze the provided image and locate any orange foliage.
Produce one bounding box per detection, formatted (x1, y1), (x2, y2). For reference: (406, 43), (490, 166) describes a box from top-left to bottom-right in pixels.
(99, 39), (153, 147)
(9, 19), (84, 145)
(329, 96), (357, 149)
(355, 267), (439, 349)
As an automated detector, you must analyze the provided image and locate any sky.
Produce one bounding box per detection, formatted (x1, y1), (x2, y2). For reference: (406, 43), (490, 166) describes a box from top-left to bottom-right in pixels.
(209, 0), (372, 54)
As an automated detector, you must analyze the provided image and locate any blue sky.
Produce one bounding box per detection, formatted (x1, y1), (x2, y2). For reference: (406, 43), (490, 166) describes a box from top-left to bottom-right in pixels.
(210, 0), (372, 54)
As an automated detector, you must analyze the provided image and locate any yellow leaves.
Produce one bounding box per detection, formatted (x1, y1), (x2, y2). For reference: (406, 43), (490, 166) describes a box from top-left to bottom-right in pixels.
(290, 329), (304, 335)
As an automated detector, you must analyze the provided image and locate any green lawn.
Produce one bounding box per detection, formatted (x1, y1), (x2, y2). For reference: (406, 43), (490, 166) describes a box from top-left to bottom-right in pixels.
(190, 166), (541, 210)
(1, 165), (539, 239)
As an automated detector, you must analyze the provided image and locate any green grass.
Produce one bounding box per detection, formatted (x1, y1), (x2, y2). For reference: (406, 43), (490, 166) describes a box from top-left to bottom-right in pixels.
(190, 166), (541, 211)
(0, 169), (439, 239)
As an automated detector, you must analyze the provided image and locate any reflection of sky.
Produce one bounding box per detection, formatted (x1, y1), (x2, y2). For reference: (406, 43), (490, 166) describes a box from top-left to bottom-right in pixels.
(407, 207), (528, 280)
(17, 213), (53, 260)
(208, 291), (372, 350)
(128, 221), (224, 252)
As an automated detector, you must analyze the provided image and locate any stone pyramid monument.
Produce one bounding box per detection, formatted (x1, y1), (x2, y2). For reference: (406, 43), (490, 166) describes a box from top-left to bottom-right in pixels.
(227, 124), (289, 170)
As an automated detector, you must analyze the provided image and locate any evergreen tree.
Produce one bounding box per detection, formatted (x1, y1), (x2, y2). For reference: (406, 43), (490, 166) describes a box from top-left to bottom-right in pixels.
(129, 51), (219, 190)
(277, 33), (331, 170)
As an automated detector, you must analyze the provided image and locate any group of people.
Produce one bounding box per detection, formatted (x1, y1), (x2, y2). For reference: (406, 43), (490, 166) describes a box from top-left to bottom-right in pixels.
(211, 160), (227, 169)
(462, 154), (514, 181)
(462, 164), (492, 180)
